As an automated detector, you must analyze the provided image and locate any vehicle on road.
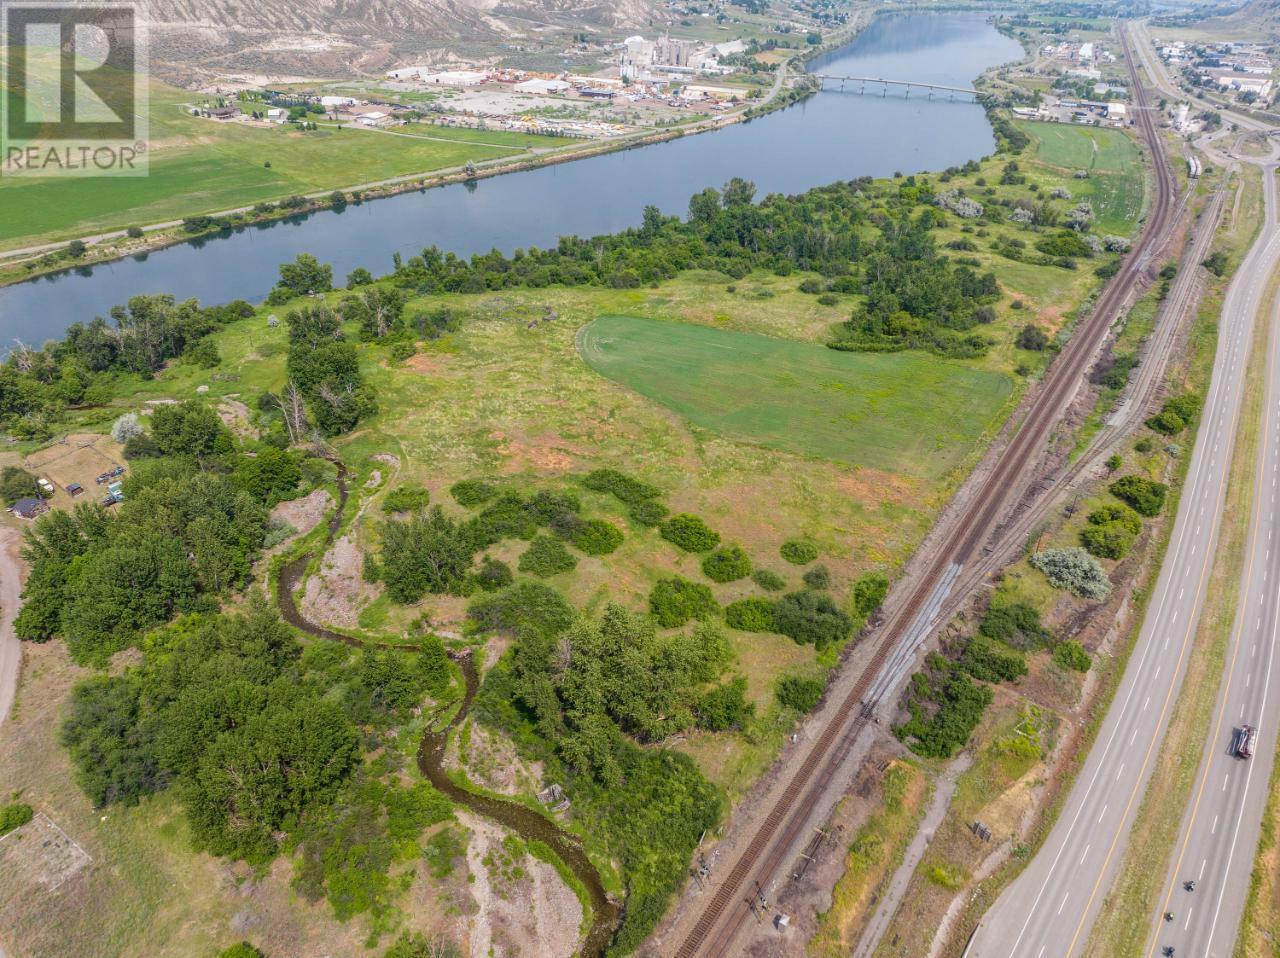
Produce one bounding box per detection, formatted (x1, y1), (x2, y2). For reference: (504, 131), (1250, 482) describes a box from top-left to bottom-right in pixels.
(1184, 879), (1195, 892)
(1234, 724), (1258, 759)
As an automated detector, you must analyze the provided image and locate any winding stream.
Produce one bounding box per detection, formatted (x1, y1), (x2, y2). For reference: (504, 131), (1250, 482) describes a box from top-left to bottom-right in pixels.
(275, 466), (621, 955)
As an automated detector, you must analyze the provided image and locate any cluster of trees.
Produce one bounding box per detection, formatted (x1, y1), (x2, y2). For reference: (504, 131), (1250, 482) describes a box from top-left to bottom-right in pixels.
(284, 305), (377, 436)
(1146, 392), (1201, 436)
(894, 651), (996, 758)
(1110, 474), (1168, 517)
(15, 455), (269, 664)
(0, 295), (252, 439)
(1080, 502), (1144, 560)
(829, 218), (1002, 358)
(473, 596), (727, 953)
(60, 601), (453, 873)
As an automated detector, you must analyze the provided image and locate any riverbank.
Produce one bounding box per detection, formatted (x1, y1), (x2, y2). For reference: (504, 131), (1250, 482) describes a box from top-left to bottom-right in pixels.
(0, 62), (815, 289)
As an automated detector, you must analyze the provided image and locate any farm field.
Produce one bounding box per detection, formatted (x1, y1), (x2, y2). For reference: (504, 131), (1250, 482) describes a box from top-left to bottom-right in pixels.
(578, 315), (1013, 479)
(0, 81), (572, 251)
(1016, 119), (1146, 234)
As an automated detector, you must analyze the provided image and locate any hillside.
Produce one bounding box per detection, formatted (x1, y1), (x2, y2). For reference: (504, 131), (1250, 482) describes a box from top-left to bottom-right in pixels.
(145, 0), (665, 83)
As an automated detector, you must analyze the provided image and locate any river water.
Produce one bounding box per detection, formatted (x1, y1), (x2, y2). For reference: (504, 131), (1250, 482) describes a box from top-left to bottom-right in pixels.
(0, 13), (1021, 348)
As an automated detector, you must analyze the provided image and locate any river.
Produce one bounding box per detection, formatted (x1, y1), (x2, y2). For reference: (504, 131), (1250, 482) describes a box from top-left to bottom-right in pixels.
(0, 13), (1022, 348)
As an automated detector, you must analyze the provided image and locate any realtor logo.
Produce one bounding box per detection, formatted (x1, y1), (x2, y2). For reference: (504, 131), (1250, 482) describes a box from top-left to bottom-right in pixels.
(1, 2), (149, 176)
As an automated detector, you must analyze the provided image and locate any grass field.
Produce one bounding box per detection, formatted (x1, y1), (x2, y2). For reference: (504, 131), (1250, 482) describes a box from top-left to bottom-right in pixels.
(1016, 120), (1146, 235)
(578, 315), (1013, 480)
(0, 80), (573, 250)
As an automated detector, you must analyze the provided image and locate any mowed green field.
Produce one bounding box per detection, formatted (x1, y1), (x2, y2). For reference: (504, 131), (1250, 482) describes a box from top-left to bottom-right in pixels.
(0, 81), (571, 250)
(578, 315), (1013, 479)
(1017, 120), (1146, 235)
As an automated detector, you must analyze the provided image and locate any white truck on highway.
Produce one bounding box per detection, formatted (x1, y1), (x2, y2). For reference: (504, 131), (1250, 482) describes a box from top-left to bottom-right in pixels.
(1234, 724), (1258, 760)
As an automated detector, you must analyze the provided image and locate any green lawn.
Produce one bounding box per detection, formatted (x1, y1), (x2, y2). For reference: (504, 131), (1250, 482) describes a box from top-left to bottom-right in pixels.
(578, 315), (1013, 479)
(1017, 120), (1146, 235)
(0, 82), (562, 249)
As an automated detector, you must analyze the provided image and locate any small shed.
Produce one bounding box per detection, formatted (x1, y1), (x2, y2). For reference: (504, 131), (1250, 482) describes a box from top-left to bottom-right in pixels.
(10, 497), (48, 520)
(66, 482), (84, 497)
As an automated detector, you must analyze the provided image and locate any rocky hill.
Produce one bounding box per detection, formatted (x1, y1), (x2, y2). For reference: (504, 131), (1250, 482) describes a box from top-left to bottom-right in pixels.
(144, 0), (665, 83)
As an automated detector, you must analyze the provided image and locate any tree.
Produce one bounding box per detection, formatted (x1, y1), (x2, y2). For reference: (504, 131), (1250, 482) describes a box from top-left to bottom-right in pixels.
(150, 401), (230, 460)
(381, 507), (475, 602)
(649, 577), (719, 628)
(0, 466), (39, 505)
(1110, 475), (1167, 517)
(660, 514), (720, 553)
(275, 253), (333, 298)
(111, 412), (144, 443)
(702, 544), (752, 582)
(776, 675), (823, 712)
(771, 590), (853, 649)
(688, 187), (721, 224)
(1016, 325), (1049, 350)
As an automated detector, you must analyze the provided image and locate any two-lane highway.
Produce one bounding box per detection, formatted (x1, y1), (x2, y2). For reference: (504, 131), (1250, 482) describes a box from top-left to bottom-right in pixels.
(1142, 161), (1280, 958)
(970, 161), (1280, 958)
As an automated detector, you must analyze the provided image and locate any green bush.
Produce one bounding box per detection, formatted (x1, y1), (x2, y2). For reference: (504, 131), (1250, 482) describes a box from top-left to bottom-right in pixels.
(802, 564), (831, 590)
(894, 665), (993, 758)
(660, 514), (720, 553)
(0, 801), (33, 836)
(1052, 640), (1092, 672)
(958, 636), (1027, 683)
(518, 535), (578, 578)
(450, 479), (497, 508)
(772, 591), (853, 649)
(1134, 437), (1154, 453)
(629, 499), (669, 527)
(725, 597), (776, 632)
(697, 677), (754, 731)
(1088, 503), (1143, 534)
(565, 517), (624, 556)
(1080, 521), (1137, 560)
(979, 600), (1050, 650)
(382, 483), (430, 514)
(851, 571), (889, 621)
(467, 583), (575, 639)
(776, 675), (824, 712)
(649, 577), (719, 628)
(780, 539), (819, 565)
(582, 468), (662, 506)
(471, 557), (513, 592)
(752, 568), (786, 592)
(0, 466), (39, 506)
(217, 944), (265, 958)
(702, 544), (752, 583)
(1110, 475), (1168, 517)
(1146, 392), (1201, 435)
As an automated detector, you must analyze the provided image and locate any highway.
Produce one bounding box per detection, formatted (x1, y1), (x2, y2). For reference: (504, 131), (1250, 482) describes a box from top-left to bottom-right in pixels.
(969, 143), (1280, 958)
(1142, 156), (1280, 958)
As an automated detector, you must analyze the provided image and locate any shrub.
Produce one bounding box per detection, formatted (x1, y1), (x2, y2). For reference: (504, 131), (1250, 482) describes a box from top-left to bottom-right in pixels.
(958, 636), (1027, 683)
(802, 564), (831, 590)
(467, 583), (575, 639)
(565, 517), (624, 556)
(979, 600), (1050, 650)
(0, 802), (33, 836)
(381, 507), (475, 601)
(629, 499), (669, 526)
(1110, 475), (1167, 517)
(817, 293), (839, 306)
(697, 677), (754, 731)
(1030, 548), (1111, 600)
(1016, 325), (1049, 351)
(772, 591), (853, 649)
(110, 412), (144, 444)
(1053, 640), (1092, 672)
(1080, 522), (1137, 560)
(660, 514), (720, 553)
(217, 944), (265, 958)
(702, 544), (752, 583)
(776, 675), (824, 713)
(752, 568), (786, 592)
(1134, 438), (1154, 453)
(582, 468), (661, 506)
(851, 571), (889, 622)
(450, 479), (497, 508)
(471, 558), (513, 593)
(780, 539), (819, 565)
(1146, 393), (1202, 435)
(382, 484), (430, 514)
(725, 597), (776, 632)
(518, 535), (578, 578)
(649, 577), (719, 628)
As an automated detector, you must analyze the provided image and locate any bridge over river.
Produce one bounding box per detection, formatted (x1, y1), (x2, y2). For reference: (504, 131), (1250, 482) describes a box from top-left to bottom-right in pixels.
(809, 73), (981, 99)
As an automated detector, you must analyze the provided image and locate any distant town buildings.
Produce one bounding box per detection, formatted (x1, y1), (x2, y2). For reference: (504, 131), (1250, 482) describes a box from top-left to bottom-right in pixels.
(619, 34), (746, 82)
(1154, 37), (1274, 104)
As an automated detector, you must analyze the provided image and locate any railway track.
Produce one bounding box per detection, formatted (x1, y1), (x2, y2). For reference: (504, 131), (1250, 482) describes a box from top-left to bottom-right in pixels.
(674, 23), (1179, 958)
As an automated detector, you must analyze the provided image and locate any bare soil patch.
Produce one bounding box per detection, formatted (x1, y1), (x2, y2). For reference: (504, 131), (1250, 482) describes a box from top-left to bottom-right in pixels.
(302, 533), (379, 629)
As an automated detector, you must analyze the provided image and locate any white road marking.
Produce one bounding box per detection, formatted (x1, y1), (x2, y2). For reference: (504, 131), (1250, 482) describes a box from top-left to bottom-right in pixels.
(1098, 804), (1108, 825)
(1212, 814), (1219, 835)
(1079, 844), (1091, 867)
(1058, 893), (1069, 916)
(1199, 858), (1207, 880)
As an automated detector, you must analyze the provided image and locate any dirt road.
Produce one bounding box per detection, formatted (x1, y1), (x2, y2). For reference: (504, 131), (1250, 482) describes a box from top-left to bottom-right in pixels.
(0, 526), (24, 729)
